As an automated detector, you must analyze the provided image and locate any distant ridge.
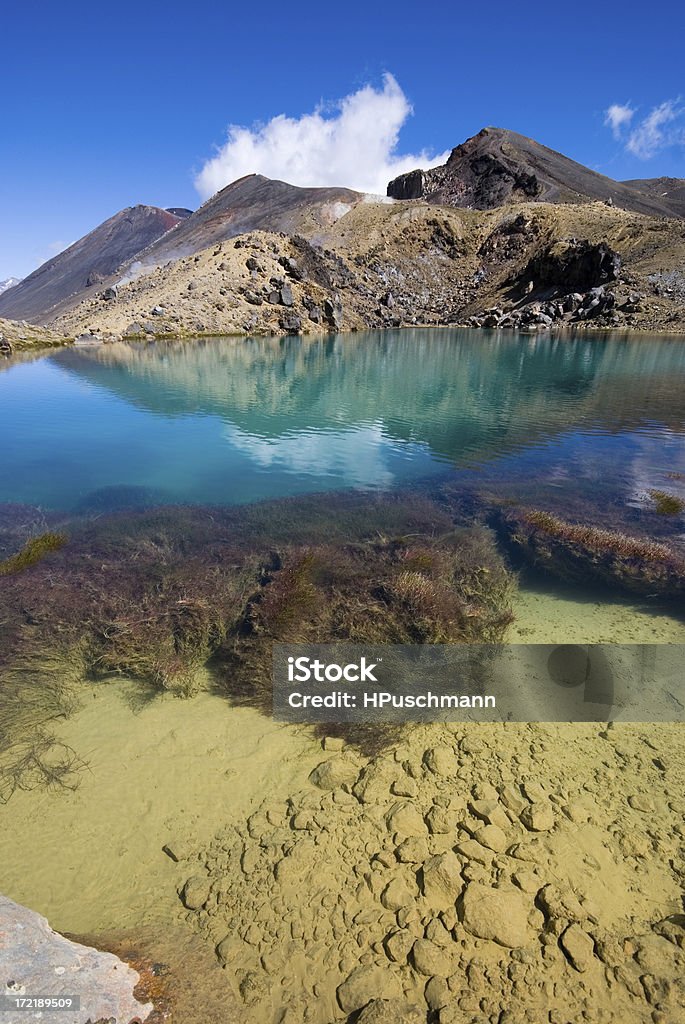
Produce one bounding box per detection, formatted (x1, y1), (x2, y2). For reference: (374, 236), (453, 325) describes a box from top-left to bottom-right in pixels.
(387, 127), (685, 219)
(621, 176), (685, 218)
(0, 277), (21, 296)
(5, 128), (684, 327)
(165, 207), (194, 219)
(0, 205), (185, 323)
(0, 180), (364, 323)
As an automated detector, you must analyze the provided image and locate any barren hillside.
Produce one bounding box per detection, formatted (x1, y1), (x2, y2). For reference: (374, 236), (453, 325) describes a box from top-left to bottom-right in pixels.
(54, 198), (685, 341)
(8, 127), (685, 344)
(0, 206), (187, 323)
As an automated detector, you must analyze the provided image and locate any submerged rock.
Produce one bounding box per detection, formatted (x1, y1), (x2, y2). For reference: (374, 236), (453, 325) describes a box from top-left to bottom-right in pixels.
(423, 745), (456, 777)
(0, 894), (152, 1023)
(384, 928), (414, 963)
(520, 802), (555, 832)
(308, 756), (359, 790)
(357, 998), (426, 1023)
(354, 760), (401, 804)
(499, 507), (685, 600)
(381, 874), (418, 911)
(179, 875), (210, 910)
(461, 883), (534, 948)
(411, 938), (455, 977)
(337, 964), (402, 1013)
(421, 851), (463, 909)
(162, 838), (193, 862)
(559, 923), (597, 972)
(386, 802), (428, 837)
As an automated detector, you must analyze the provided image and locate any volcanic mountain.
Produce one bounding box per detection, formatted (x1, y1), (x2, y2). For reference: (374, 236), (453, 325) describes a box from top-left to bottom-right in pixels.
(126, 174), (363, 267)
(387, 127), (685, 219)
(0, 205), (189, 323)
(2, 178), (363, 324)
(5, 129), (685, 331)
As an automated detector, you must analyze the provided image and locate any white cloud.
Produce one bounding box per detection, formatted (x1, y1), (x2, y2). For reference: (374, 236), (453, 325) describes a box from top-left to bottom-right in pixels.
(626, 100), (683, 159)
(604, 103), (635, 138)
(225, 421), (398, 489)
(194, 74), (449, 200)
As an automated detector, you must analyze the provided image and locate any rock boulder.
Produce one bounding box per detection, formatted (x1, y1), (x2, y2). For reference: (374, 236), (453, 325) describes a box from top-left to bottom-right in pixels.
(0, 894), (152, 1024)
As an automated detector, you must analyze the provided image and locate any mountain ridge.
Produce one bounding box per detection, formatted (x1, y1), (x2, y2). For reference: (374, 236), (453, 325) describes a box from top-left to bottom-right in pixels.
(0, 277), (21, 296)
(2, 127), (684, 332)
(0, 205), (185, 323)
(621, 176), (685, 217)
(0, 179), (365, 324)
(126, 174), (364, 268)
(387, 127), (685, 219)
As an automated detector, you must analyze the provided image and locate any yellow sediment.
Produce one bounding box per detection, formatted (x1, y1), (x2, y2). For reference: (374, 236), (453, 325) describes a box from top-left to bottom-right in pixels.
(0, 678), (323, 936)
(1, 583), (682, 937)
(0, 583), (683, 1023)
(509, 580), (685, 643)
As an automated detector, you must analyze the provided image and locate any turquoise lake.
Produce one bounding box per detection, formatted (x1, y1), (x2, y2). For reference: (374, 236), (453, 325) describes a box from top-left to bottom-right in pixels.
(1, 329), (685, 518)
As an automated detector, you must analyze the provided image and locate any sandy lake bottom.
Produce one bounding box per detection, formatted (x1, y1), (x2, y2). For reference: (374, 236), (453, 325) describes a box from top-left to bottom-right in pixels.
(1, 578), (684, 1022)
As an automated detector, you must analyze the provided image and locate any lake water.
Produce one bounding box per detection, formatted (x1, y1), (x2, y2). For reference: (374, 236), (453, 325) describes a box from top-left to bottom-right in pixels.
(2, 328), (685, 1023)
(2, 329), (685, 516)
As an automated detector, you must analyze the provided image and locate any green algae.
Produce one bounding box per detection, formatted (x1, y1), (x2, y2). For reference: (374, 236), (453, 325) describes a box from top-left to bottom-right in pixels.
(0, 531), (67, 576)
(648, 489), (685, 516)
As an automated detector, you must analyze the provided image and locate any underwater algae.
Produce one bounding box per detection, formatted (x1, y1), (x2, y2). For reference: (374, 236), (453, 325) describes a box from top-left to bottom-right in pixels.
(3, 478), (684, 796)
(498, 507), (685, 598)
(648, 489), (685, 516)
(0, 530), (67, 576)
(0, 521), (84, 801)
(0, 490), (517, 789)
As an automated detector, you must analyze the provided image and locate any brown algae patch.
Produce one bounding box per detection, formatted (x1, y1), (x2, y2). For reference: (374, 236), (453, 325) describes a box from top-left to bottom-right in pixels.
(0, 492), (517, 794)
(501, 507), (685, 599)
(221, 526), (515, 728)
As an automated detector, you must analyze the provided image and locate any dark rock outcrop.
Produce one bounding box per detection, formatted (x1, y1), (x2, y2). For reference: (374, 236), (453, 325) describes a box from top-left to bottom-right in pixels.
(518, 239), (621, 294)
(388, 127), (685, 219)
(387, 169), (425, 201)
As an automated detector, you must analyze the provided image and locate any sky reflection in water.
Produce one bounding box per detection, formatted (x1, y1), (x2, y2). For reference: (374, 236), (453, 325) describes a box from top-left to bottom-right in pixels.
(1, 329), (684, 516)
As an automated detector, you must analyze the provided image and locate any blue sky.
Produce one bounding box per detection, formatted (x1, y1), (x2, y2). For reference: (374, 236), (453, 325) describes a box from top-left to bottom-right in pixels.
(2, 0), (684, 280)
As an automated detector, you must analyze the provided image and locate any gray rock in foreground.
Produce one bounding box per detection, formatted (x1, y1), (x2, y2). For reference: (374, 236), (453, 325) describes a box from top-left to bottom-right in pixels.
(0, 895), (152, 1024)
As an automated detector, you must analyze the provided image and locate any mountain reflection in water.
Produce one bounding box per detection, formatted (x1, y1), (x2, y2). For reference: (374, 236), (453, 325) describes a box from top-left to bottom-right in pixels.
(1, 329), (684, 513)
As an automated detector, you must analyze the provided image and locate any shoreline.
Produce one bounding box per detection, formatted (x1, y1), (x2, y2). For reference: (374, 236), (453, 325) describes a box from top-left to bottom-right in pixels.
(4, 319), (685, 357)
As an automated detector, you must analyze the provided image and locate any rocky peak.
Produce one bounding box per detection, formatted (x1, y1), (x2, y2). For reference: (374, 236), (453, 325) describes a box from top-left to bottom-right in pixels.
(388, 126), (685, 218)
